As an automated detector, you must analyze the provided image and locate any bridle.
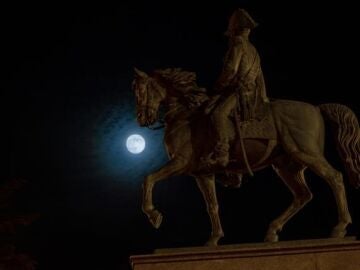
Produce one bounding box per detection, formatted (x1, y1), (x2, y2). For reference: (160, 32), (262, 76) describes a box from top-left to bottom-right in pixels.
(147, 119), (165, 130)
(135, 77), (166, 130)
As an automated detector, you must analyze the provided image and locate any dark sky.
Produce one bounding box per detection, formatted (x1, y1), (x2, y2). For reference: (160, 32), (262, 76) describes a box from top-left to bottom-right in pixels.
(2, 1), (360, 270)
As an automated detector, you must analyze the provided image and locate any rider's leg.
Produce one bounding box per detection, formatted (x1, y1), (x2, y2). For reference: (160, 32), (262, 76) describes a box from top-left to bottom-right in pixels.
(209, 93), (237, 167)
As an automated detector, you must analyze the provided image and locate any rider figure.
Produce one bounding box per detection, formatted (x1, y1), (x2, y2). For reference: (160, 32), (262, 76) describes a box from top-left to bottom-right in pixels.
(205, 8), (269, 168)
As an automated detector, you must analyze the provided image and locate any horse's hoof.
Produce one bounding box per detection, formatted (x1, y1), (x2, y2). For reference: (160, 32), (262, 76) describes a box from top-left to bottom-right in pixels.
(205, 239), (219, 247)
(330, 227), (347, 238)
(148, 210), (163, 229)
(264, 233), (279, 243)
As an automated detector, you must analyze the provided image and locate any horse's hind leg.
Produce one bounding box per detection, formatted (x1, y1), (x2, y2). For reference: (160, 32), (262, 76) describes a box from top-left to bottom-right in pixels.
(265, 158), (312, 242)
(142, 158), (187, 228)
(293, 152), (352, 238)
(195, 174), (224, 246)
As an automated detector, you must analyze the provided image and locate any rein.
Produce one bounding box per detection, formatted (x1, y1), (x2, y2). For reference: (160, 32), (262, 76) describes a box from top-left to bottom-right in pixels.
(147, 119), (165, 130)
(145, 79), (166, 130)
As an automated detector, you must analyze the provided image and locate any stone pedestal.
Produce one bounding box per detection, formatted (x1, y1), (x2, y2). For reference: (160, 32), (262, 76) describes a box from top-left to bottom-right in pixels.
(130, 237), (360, 270)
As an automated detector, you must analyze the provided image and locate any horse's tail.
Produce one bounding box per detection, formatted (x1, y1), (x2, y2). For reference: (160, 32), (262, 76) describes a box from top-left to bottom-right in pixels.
(319, 103), (360, 188)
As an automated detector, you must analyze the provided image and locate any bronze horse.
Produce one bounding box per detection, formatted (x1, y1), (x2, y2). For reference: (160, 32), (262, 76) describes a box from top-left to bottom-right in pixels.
(132, 67), (360, 246)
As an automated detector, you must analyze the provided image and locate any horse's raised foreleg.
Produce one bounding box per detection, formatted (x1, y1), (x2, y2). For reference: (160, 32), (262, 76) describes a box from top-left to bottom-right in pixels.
(142, 158), (187, 228)
(265, 159), (312, 242)
(294, 153), (352, 238)
(195, 174), (224, 246)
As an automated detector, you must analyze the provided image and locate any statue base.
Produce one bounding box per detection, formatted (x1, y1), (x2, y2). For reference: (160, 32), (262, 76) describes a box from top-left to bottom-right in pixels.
(130, 237), (360, 270)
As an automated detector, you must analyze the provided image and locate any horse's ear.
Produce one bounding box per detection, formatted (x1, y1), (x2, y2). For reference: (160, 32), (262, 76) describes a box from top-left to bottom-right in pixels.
(134, 67), (148, 78)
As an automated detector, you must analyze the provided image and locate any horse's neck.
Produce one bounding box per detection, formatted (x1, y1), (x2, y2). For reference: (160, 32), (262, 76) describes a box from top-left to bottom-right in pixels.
(164, 97), (190, 125)
(162, 97), (196, 158)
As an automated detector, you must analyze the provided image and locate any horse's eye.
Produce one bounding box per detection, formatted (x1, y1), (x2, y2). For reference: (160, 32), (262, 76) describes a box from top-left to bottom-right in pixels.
(140, 87), (146, 95)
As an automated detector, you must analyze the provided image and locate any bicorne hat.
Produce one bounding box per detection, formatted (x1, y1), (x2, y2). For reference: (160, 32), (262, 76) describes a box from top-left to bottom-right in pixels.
(225, 9), (258, 36)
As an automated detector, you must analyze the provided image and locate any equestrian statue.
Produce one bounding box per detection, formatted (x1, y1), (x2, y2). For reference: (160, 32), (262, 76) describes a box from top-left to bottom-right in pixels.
(132, 9), (360, 246)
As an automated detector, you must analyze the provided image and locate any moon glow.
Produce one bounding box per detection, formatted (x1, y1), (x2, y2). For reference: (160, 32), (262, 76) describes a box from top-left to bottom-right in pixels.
(126, 134), (146, 154)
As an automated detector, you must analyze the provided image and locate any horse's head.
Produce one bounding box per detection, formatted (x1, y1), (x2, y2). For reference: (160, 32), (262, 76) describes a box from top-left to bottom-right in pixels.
(132, 68), (165, 127)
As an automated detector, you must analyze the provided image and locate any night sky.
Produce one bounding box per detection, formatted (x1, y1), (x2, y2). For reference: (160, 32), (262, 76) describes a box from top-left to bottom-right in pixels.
(3, 1), (360, 269)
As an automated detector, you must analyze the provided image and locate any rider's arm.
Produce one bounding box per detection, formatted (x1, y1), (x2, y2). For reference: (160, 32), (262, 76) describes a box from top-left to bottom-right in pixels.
(214, 37), (243, 92)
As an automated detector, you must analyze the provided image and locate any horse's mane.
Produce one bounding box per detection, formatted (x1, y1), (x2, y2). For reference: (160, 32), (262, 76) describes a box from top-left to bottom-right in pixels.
(153, 68), (202, 94)
(153, 68), (209, 108)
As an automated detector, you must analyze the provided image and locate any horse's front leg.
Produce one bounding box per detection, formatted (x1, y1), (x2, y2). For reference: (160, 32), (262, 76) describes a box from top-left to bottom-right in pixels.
(195, 174), (224, 246)
(142, 158), (186, 228)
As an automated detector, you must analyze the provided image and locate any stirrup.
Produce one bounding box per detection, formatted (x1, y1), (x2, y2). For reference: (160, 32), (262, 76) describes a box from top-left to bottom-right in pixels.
(200, 149), (229, 170)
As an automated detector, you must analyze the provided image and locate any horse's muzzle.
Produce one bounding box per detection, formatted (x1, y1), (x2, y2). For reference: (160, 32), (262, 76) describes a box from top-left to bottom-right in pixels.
(137, 111), (156, 127)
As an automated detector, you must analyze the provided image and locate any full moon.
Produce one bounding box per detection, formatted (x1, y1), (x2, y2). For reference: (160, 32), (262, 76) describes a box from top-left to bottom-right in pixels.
(126, 134), (145, 154)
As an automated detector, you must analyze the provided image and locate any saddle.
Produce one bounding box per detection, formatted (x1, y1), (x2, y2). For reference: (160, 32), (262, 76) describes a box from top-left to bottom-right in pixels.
(205, 94), (276, 140)
(233, 103), (277, 140)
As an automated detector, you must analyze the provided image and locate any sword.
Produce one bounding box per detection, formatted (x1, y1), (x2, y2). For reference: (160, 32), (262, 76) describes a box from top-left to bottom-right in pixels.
(234, 92), (254, 177)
